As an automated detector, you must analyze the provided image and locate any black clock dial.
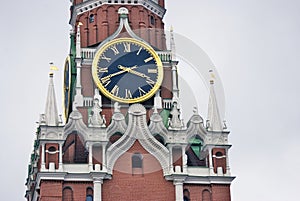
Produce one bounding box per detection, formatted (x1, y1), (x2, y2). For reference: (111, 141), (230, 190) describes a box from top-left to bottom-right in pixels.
(92, 38), (163, 103)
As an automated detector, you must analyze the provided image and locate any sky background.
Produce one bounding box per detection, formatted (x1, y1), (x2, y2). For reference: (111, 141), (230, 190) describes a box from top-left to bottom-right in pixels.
(1, 0), (300, 200)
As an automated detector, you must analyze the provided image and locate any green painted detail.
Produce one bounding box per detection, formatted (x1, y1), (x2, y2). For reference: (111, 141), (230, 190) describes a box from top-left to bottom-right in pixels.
(160, 109), (170, 128)
(189, 137), (203, 158)
(68, 33), (77, 117)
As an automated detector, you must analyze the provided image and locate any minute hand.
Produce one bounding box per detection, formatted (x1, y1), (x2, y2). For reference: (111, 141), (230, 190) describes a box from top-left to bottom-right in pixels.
(101, 65), (138, 83)
(127, 69), (156, 86)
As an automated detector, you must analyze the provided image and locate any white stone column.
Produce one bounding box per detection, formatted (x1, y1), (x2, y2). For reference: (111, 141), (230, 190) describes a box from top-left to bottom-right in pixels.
(225, 148), (231, 175)
(174, 180), (184, 201)
(172, 64), (179, 102)
(208, 147), (215, 175)
(182, 146), (187, 173)
(58, 143), (63, 171)
(93, 178), (103, 201)
(41, 143), (46, 171)
(102, 144), (106, 171)
(169, 146), (174, 173)
(89, 143), (93, 171)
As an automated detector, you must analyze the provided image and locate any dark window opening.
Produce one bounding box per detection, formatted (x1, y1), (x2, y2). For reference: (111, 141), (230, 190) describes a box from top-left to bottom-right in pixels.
(48, 146), (56, 152)
(183, 189), (190, 201)
(150, 15), (155, 25)
(86, 187), (93, 201)
(89, 14), (95, 23)
(216, 151), (223, 157)
(132, 153), (143, 176)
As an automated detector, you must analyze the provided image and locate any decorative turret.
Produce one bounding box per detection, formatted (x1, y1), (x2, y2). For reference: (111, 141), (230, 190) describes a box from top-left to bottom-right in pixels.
(40, 73), (60, 126)
(207, 70), (224, 132)
(73, 22), (84, 109)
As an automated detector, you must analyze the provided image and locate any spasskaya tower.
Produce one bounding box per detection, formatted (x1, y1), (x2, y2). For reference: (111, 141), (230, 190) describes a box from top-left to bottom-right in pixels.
(25, 1), (235, 201)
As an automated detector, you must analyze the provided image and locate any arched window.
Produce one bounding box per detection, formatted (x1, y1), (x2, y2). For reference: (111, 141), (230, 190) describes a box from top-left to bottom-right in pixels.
(216, 151), (223, 157)
(132, 153), (143, 175)
(183, 189), (190, 201)
(150, 15), (155, 25)
(202, 189), (211, 201)
(48, 146), (56, 152)
(89, 14), (95, 23)
(63, 187), (73, 201)
(86, 187), (93, 201)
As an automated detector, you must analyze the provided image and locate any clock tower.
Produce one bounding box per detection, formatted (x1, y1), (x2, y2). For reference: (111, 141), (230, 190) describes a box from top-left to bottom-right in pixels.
(25, 1), (235, 201)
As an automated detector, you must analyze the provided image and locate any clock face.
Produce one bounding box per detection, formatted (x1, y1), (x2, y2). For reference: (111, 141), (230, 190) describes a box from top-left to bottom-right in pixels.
(92, 38), (163, 103)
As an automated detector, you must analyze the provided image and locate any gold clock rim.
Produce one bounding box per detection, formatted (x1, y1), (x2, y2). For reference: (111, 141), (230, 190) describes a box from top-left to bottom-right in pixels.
(92, 38), (163, 104)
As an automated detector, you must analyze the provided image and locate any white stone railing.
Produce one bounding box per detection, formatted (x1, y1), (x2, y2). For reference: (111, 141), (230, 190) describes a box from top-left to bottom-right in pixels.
(84, 97), (93, 107)
(81, 48), (96, 59)
(63, 164), (90, 173)
(163, 99), (172, 109)
(157, 51), (172, 63)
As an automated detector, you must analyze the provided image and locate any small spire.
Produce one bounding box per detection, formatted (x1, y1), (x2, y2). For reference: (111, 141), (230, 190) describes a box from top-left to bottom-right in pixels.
(207, 70), (223, 131)
(44, 73), (59, 126)
(170, 26), (176, 61)
(76, 22), (83, 58)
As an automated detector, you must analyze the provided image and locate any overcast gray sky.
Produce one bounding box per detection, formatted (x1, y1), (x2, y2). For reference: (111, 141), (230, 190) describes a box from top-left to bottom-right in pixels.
(1, 0), (300, 200)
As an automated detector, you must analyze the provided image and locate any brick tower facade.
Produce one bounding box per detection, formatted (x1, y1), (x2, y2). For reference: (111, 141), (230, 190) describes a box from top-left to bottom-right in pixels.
(25, 1), (235, 201)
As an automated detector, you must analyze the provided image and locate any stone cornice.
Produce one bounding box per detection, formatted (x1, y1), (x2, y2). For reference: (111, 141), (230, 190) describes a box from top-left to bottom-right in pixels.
(69, 0), (166, 27)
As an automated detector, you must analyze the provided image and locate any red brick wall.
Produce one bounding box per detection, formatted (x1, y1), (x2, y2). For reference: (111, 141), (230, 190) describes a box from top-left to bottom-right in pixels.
(39, 180), (62, 201)
(102, 141), (175, 201)
(63, 182), (94, 201)
(77, 5), (166, 50)
(211, 184), (231, 201)
(161, 67), (172, 99)
(183, 184), (211, 201)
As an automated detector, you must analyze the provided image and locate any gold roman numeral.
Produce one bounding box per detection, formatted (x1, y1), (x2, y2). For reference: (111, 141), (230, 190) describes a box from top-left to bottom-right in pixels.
(101, 54), (111, 62)
(110, 45), (119, 55)
(124, 42), (131, 52)
(111, 85), (119, 96)
(104, 80), (111, 87)
(98, 67), (108, 73)
(145, 78), (155, 87)
(138, 87), (146, 96)
(148, 69), (158, 74)
(144, 57), (154, 63)
(125, 89), (133, 99)
(101, 77), (111, 85)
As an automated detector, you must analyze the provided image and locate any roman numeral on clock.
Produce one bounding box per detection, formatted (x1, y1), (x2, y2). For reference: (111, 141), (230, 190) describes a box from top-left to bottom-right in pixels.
(148, 69), (158, 74)
(111, 85), (119, 96)
(145, 78), (155, 87)
(101, 54), (111, 62)
(125, 89), (132, 99)
(138, 87), (146, 96)
(124, 43), (131, 52)
(98, 67), (108, 73)
(110, 45), (119, 55)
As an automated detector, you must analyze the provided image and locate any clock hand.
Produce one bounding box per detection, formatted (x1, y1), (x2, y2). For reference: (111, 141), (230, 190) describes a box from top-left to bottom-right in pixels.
(100, 65), (139, 83)
(118, 65), (155, 86)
